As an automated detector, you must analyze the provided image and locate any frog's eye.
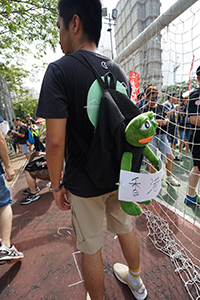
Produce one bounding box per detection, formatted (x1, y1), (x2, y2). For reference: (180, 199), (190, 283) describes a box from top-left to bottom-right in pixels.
(140, 120), (151, 130)
(151, 116), (157, 123)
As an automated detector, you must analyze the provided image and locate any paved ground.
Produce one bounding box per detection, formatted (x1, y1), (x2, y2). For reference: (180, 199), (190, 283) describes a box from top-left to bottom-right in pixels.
(0, 152), (194, 300)
(6, 151), (27, 190)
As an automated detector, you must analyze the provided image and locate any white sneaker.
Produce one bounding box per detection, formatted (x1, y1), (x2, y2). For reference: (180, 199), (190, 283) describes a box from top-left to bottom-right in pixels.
(86, 293), (91, 300)
(166, 176), (180, 186)
(113, 263), (147, 300)
(0, 244), (24, 265)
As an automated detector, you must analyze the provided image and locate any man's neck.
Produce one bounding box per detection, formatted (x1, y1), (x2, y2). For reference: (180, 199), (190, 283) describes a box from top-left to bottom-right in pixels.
(74, 40), (97, 53)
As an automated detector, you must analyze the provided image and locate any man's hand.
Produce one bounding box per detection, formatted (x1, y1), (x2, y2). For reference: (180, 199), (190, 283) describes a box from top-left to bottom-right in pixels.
(163, 117), (169, 125)
(5, 166), (15, 182)
(53, 185), (70, 211)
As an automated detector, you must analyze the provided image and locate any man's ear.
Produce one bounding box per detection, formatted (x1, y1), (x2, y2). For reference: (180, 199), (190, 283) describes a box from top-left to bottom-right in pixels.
(72, 14), (81, 34)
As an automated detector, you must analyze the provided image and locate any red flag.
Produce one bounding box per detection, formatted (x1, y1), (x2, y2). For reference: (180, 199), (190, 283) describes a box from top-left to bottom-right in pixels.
(129, 71), (139, 103)
(187, 55), (195, 91)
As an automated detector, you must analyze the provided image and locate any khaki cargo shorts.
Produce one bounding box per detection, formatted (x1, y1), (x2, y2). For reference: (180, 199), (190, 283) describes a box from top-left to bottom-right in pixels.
(67, 190), (132, 255)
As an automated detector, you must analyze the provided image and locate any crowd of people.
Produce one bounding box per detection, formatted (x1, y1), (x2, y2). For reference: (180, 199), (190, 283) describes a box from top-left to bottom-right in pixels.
(0, 1), (200, 300)
(0, 113), (46, 264)
(9, 114), (46, 159)
(137, 68), (200, 208)
(137, 85), (196, 185)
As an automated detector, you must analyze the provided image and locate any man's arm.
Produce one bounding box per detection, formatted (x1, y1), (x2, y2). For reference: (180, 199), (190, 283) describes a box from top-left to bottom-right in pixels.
(46, 118), (67, 188)
(46, 118), (70, 211)
(166, 104), (180, 118)
(11, 130), (25, 138)
(190, 115), (200, 127)
(0, 130), (15, 181)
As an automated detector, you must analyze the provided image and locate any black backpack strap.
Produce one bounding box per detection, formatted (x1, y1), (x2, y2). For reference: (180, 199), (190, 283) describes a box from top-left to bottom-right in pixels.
(68, 53), (120, 154)
(69, 53), (106, 88)
(69, 53), (118, 90)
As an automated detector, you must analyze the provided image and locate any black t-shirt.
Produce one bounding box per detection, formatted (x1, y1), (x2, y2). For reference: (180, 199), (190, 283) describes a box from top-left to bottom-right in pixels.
(18, 125), (28, 144)
(36, 50), (131, 197)
(140, 103), (168, 135)
(188, 88), (200, 148)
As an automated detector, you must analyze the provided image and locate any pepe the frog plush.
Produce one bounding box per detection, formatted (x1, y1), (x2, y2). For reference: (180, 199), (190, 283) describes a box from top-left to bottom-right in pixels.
(119, 111), (159, 216)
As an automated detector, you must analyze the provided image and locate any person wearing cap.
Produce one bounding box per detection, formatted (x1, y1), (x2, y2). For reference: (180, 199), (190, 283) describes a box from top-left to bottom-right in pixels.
(184, 66), (200, 205)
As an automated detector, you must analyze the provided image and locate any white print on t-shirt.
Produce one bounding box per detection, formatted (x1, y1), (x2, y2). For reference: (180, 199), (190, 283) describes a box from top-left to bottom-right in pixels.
(121, 82), (128, 90)
(101, 61), (108, 69)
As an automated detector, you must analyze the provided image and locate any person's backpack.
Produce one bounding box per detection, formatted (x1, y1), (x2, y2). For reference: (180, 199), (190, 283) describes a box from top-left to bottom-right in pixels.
(69, 54), (145, 189)
(25, 156), (47, 172)
(26, 128), (34, 145)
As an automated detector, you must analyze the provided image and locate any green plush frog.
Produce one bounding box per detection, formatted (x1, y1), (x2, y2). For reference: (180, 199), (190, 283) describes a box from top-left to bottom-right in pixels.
(119, 111), (159, 216)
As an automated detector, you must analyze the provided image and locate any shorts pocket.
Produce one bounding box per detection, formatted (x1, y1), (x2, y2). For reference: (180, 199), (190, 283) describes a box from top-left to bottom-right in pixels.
(71, 206), (84, 243)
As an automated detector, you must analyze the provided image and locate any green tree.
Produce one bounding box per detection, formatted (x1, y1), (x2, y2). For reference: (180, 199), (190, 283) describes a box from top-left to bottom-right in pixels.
(12, 92), (38, 121)
(0, 0), (58, 60)
(0, 0), (58, 95)
(160, 77), (198, 103)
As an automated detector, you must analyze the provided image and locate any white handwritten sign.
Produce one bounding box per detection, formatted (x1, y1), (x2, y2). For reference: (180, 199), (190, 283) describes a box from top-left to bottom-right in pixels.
(118, 159), (163, 203)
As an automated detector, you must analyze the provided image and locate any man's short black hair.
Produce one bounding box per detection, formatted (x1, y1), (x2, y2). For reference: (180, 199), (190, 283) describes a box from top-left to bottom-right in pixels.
(168, 92), (177, 100)
(14, 117), (21, 122)
(58, 0), (102, 47)
(137, 92), (144, 101)
(196, 66), (200, 76)
(144, 84), (151, 93)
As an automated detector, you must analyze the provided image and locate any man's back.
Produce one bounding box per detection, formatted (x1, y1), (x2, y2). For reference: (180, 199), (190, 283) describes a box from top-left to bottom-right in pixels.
(37, 50), (131, 197)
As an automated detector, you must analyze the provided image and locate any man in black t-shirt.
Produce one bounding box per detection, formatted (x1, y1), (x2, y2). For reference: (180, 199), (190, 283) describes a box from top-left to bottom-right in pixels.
(184, 66), (200, 205)
(11, 118), (30, 159)
(36, 1), (147, 300)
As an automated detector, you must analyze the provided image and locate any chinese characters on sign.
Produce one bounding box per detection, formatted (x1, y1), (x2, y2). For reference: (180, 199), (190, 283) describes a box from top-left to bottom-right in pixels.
(118, 159), (163, 203)
(129, 71), (139, 103)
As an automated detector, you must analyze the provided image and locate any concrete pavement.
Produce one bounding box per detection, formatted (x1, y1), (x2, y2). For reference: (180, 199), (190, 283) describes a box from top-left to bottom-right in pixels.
(0, 152), (191, 300)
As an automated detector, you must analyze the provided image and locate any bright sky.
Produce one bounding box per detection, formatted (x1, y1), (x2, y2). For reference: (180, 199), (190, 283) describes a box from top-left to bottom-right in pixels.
(24, 0), (180, 93)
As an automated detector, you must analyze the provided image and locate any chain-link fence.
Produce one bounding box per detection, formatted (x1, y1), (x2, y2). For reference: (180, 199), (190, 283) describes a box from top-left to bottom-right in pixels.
(0, 74), (15, 128)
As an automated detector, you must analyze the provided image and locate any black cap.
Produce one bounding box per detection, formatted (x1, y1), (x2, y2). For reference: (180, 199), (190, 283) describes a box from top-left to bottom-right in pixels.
(196, 66), (200, 76)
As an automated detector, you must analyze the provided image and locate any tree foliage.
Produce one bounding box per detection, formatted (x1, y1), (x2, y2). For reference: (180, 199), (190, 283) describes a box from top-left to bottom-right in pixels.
(0, 0), (58, 98)
(12, 91), (39, 120)
(0, 0), (58, 60)
(160, 77), (198, 103)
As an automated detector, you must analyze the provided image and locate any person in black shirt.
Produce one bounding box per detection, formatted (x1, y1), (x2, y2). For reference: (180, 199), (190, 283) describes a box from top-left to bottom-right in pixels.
(162, 92), (179, 159)
(184, 66), (200, 205)
(11, 118), (30, 159)
(36, 1), (147, 300)
(141, 86), (180, 186)
(177, 96), (191, 159)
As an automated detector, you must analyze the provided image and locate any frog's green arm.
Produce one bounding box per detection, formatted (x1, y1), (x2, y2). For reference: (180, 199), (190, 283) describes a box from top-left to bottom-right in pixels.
(119, 152), (142, 216)
(142, 145), (159, 171)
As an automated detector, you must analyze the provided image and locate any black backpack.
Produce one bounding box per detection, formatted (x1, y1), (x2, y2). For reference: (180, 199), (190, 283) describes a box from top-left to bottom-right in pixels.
(69, 54), (145, 189)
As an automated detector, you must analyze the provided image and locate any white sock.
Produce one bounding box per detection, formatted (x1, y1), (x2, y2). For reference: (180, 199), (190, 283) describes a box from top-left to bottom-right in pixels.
(128, 267), (141, 287)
